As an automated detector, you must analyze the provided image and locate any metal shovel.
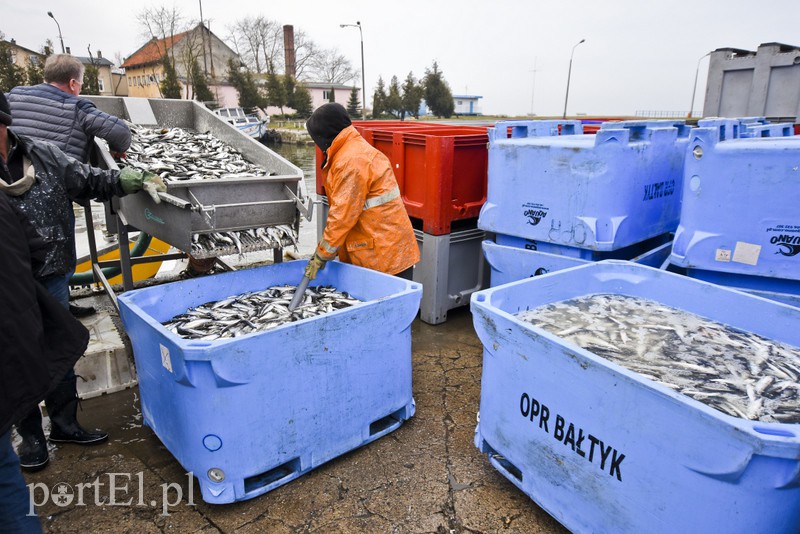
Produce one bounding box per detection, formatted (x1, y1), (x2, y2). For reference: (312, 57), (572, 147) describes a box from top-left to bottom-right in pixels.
(287, 275), (311, 312)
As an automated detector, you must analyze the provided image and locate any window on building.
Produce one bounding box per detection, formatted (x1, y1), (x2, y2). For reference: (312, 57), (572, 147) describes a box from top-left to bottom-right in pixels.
(10, 51), (17, 64)
(98, 77), (105, 92)
(323, 90), (333, 100)
(149, 74), (155, 84)
(458, 100), (463, 105)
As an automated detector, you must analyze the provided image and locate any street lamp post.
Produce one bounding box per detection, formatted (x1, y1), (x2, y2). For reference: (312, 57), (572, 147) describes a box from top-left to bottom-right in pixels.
(688, 52), (711, 118)
(529, 57), (538, 116)
(47, 11), (66, 54)
(340, 21), (366, 120)
(562, 38), (585, 119)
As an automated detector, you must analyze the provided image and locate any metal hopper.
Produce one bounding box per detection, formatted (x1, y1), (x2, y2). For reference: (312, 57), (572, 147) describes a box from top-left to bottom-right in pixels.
(87, 96), (308, 253)
(81, 96), (313, 297)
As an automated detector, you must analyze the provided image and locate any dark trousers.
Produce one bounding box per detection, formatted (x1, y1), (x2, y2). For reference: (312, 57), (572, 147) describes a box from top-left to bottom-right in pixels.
(0, 430), (42, 533)
(17, 272), (77, 438)
(395, 266), (414, 281)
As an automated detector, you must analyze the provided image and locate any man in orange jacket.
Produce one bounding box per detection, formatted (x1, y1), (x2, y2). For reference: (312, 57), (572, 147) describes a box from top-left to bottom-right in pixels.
(305, 103), (419, 280)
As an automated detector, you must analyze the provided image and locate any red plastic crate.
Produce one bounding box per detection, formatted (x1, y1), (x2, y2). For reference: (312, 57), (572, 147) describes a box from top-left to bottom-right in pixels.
(315, 121), (448, 195)
(315, 125), (489, 235)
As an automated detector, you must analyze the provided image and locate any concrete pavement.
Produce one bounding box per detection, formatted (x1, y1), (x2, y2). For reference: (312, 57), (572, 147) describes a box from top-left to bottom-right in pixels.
(22, 302), (567, 533)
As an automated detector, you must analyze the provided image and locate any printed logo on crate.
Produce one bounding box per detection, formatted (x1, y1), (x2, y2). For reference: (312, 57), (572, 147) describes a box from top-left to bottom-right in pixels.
(642, 179), (676, 201)
(522, 203), (549, 226)
(519, 391), (625, 481)
(767, 223), (800, 257)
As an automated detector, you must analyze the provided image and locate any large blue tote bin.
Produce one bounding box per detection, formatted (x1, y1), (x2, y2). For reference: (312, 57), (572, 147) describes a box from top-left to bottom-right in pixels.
(480, 121), (689, 251)
(484, 237), (672, 286)
(471, 261), (800, 533)
(118, 260), (421, 504)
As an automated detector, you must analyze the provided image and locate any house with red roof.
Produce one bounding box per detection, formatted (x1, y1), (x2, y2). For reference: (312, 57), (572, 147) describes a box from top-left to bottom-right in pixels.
(121, 23), (240, 106)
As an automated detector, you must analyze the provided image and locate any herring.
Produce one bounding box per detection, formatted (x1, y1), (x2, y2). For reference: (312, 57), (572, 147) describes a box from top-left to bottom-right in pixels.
(163, 284), (361, 340)
(517, 294), (800, 424)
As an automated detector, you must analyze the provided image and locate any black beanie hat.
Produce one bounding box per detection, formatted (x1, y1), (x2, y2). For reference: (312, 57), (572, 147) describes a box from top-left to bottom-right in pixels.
(0, 92), (11, 126)
(306, 103), (352, 152)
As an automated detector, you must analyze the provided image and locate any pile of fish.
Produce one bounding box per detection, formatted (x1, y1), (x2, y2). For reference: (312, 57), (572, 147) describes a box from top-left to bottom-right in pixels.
(120, 124), (297, 257)
(190, 225), (298, 258)
(517, 294), (800, 424)
(163, 285), (361, 340)
(124, 125), (271, 181)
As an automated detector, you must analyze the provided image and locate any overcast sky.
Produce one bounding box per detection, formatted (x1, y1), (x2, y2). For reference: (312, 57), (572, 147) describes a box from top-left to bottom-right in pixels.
(4, 1), (799, 116)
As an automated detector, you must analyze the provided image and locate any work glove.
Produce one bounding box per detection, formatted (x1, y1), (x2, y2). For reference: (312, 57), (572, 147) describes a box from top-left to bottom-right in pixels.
(304, 253), (327, 281)
(119, 167), (167, 203)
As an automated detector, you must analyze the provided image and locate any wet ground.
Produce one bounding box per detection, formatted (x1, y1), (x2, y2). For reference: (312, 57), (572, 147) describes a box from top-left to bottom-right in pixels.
(27, 142), (569, 532)
(22, 303), (567, 534)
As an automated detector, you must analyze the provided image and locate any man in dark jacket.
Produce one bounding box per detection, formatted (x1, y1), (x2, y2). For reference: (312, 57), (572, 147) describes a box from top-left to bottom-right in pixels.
(8, 53), (133, 317)
(0, 92), (165, 471)
(7, 53), (131, 163)
(0, 181), (89, 533)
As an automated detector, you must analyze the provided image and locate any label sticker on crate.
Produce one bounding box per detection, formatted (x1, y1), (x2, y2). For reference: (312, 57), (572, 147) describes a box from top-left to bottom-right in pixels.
(715, 248), (732, 262)
(160, 344), (173, 373)
(732, 242), (761, 265)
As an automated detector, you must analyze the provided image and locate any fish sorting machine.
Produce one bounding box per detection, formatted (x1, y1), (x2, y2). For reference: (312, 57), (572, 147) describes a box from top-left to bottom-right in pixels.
(82, 96), (311, 296)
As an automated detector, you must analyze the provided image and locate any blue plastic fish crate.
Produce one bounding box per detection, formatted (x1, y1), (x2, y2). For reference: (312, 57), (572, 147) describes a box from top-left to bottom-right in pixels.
(479, 120), (690, 251)
(484, 237), (672, 286)
(697, 117), (795, 140)
(494, 232), (671, 261)
(682, 267), (800, 309)
(118, 260), (421, 504)
(471, 261), (800, 533)
(670, 129), (800, 281)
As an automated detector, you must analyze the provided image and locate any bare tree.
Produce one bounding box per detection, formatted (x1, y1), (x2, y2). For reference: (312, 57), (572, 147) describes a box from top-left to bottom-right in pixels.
(227, 15), (283, 74)
(136, 6), (188, 97)
(223, 17), (355, 83)
(293, 29), (318, 80)
(137, 6), (186, 59)
(307, 47), (357, 85)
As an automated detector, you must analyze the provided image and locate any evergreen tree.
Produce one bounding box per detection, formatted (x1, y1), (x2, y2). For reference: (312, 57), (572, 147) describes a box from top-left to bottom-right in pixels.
(346, 86), (361, 118)
(159, 55), (182, 99)
(266, 62), (286, 113)
(372, 76), (387, 118)
(189, 59), (215, 105)
(385, 76), (403, 119)
(0, 41), (26, 92)
(227, 59), (266, 113)
(83, 63), (101, 95)
(25, 59), (44, 86)
(291, 83), (313, 118)
(423, 61), (455, 118)
(26, 41), (52, 85)
(401, 72), (424, 119)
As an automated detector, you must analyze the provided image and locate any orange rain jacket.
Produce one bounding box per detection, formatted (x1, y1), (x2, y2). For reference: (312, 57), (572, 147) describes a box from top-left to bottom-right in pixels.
(317, 126), (420, 275)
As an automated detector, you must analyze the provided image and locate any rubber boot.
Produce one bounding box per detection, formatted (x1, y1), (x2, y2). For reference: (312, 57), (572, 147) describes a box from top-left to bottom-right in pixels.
(46, 376), (108, 445)
(69, 303), (96, 317)
(15, 407), (49, 472)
